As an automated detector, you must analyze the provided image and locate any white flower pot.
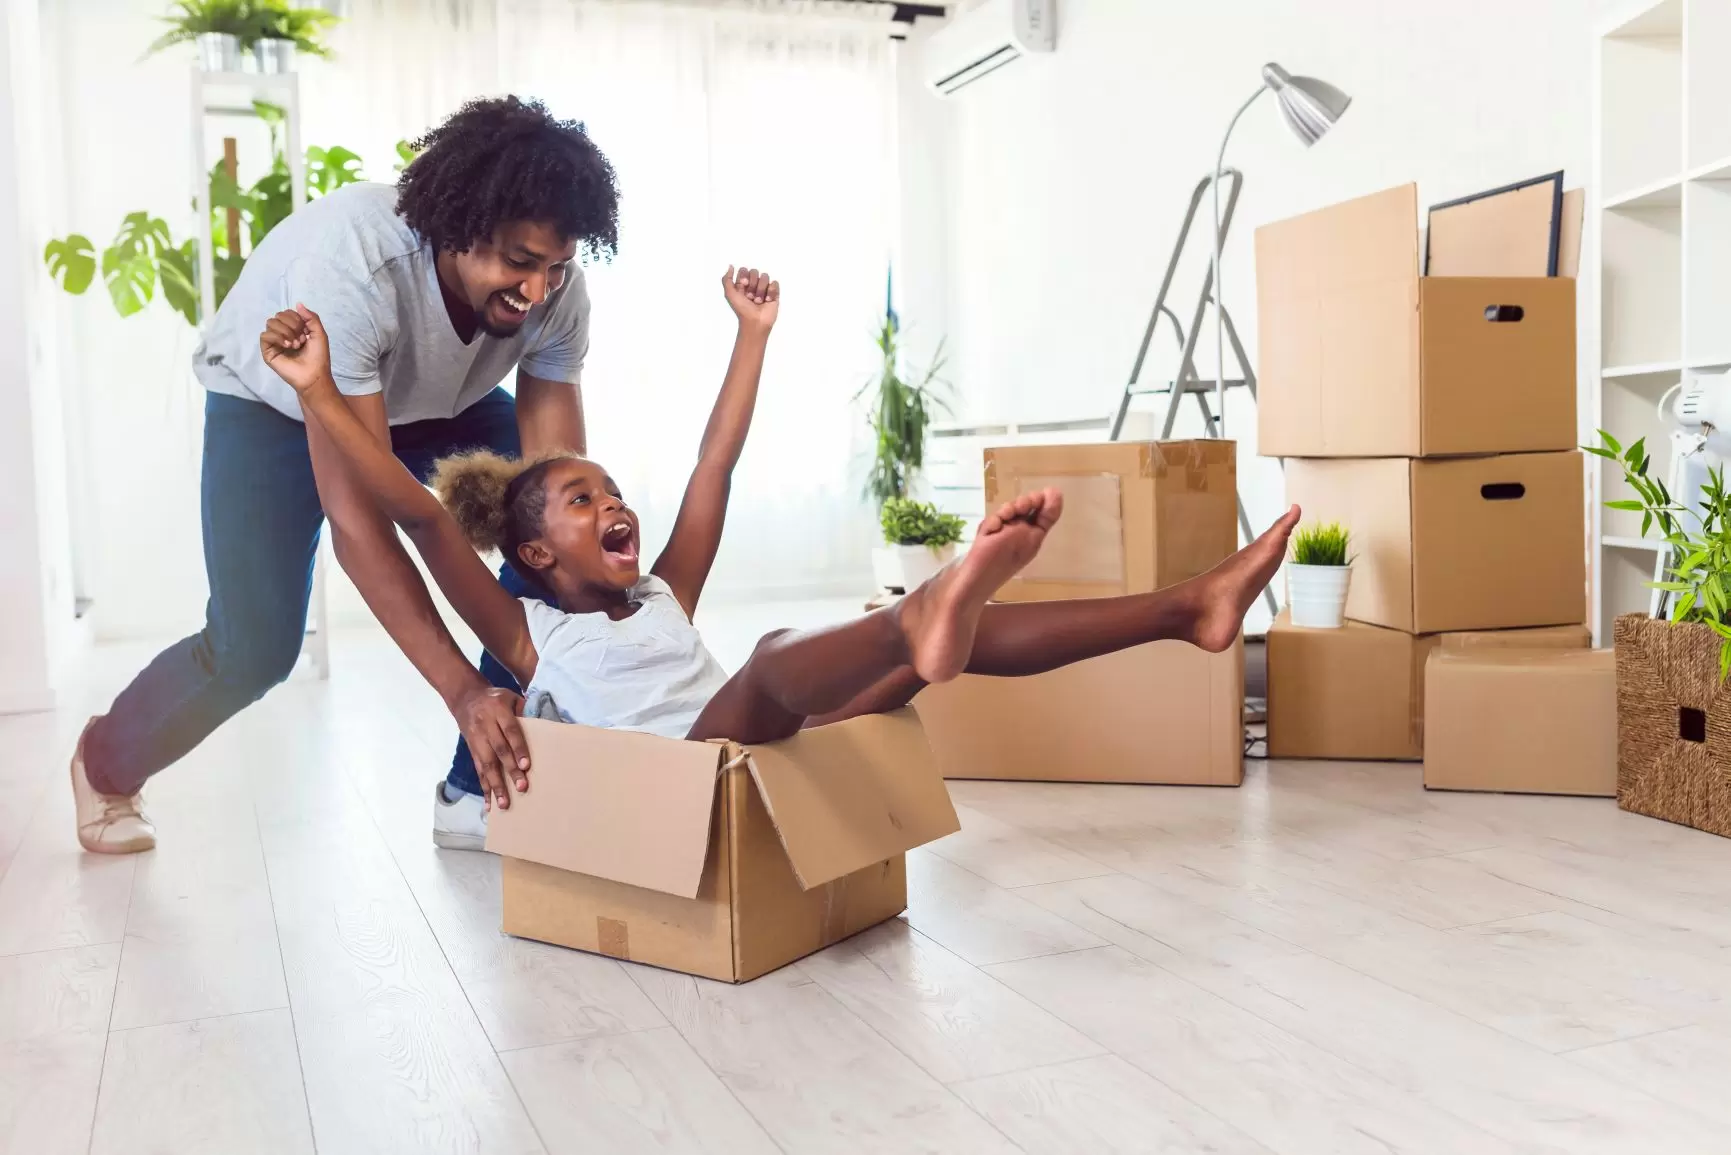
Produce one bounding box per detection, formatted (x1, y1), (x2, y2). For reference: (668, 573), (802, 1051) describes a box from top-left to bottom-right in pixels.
(253, 37), (297, 73)
(1287, 563), (1352, 629)
(872, 543), (956, 594)
(196, 32), (243, 72)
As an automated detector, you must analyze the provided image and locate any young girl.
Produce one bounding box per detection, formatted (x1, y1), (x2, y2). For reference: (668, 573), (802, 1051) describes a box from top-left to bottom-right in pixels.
(262, 268), (1298, 812)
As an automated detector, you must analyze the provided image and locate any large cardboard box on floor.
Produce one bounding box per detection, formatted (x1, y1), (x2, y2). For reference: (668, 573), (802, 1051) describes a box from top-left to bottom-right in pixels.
(1284, 451), (1586, 634)
(983, 440), (1237, 603)
(1424, 648), (1616, 795)
(915, 637), (1244, 785)
(486, 709), (960, 983)
(1256, 182), (1576, 459)
(1267, 611), (1591, 761)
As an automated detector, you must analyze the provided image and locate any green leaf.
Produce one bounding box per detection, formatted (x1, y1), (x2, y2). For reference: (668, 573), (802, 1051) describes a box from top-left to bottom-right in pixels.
(1583, 445), (1616, 460)
(158, 240), (199, 326)
(1627, 436), (1647, 467)
(1643, 510), (1653, 539)
(1677, 589), (1699, 620)
(1719, 642), (1729, 685)
(1607, 500), (1646, 512)
(43, 235), (96, 294)
(1600, 429), (1624, 455)
(101, 249), (155, 315)
(1653, 581), (1694, 592)
(213, 252), (245, 310)
(308, 145), (363, 196)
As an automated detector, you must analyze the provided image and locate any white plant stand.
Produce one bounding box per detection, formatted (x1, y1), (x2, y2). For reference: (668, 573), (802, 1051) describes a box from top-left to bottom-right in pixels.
(1591, 0), (1731, 642)
(190, 68), (329, 679)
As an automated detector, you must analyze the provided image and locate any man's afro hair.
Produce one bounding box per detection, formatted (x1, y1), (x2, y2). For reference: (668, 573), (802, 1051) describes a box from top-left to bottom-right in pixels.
(396, 95), (620, 261)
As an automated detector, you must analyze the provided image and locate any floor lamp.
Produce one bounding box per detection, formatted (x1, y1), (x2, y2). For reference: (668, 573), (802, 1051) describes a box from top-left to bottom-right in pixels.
(1211, 63), (1351, 434)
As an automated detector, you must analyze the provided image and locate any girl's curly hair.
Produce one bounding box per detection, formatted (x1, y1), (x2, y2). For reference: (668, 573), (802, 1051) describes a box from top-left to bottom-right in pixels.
(430, 450), (576, 572)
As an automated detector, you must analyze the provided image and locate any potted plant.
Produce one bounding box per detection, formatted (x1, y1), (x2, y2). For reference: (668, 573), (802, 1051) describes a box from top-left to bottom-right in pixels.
(877, 497), (965, 593)
(1591, 429), (1731, 837)
(1286, 521), (1353, 628)
(146, 0), (256, 71)
(857, 286), (949, 593)
(248, 0), (340, 73)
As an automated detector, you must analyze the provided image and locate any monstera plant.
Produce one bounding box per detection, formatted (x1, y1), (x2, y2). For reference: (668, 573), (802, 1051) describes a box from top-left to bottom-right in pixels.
(43, 118), (402, 326)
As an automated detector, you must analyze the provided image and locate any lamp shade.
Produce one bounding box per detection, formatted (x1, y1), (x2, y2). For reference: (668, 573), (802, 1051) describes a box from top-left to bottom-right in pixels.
(1261, 62), (1350, 146)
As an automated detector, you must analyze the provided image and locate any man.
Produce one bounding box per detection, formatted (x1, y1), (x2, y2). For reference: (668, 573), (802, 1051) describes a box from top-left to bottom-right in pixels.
(69, 95), (617, 853)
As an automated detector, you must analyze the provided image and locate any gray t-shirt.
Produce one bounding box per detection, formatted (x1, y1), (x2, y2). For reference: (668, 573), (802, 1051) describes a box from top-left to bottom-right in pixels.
(193, 182), (590, 426)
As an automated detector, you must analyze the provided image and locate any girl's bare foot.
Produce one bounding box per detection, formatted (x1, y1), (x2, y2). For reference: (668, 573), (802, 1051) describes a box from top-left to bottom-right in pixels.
(897, 489), (1064, 683)
(1182, 504), (1301, 652)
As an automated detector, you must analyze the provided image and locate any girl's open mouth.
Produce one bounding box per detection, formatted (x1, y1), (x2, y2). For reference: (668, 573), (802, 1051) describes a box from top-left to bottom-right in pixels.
(601, 520), (638, 564)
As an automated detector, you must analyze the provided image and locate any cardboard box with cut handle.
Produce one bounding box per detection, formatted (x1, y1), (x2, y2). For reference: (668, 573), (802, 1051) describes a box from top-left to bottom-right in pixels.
(1255, 182), (1576, 459)
(1283, 451), (1587, 635)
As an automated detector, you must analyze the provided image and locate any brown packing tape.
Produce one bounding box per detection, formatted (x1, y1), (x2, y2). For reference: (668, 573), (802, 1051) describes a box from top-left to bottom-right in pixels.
(820, 875), (850, 944)
(1147, 440), (1232, 490)
(1014, 473), (1126, 585)
(596, 916), (630, 961)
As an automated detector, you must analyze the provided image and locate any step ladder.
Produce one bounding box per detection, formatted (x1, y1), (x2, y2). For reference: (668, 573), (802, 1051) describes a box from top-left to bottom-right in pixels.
(1108, 168), (1278, 617)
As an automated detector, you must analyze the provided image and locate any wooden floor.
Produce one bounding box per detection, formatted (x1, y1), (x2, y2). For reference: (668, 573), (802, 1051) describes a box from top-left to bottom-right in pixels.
(7, 606), (1731, 1154)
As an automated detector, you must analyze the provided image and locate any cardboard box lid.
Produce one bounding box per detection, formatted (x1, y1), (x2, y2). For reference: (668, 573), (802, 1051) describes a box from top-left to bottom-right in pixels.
(1429, 646), (1614, 677)
(744, 708), (960, 890)
(486, 709), (960, 901)
(1255, 184), (1423, 458)
(485, 718), (726, 900)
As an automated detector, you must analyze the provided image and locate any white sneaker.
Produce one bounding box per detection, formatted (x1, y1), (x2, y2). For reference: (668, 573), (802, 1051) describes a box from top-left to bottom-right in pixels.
(432, 782), (489, 851)
(69, 717), (156, 855)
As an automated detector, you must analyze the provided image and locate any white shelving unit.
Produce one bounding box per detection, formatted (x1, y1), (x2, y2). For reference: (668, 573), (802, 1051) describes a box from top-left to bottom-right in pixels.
(1590, 0), (1731, 641)
(191, 69), (329, 680)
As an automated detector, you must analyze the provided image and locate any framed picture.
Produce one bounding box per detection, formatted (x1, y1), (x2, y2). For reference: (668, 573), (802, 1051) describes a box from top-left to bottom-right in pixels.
(1424, 170), (1564, 277)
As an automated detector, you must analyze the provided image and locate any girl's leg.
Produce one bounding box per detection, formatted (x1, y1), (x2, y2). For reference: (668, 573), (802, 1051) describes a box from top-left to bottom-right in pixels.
(687, 490), (1065, 744)
(801, 504), (1302, 728)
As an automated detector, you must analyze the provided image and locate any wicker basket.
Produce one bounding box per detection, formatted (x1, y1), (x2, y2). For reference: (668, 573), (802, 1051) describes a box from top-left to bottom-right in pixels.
(1614, 613), (1731, 837)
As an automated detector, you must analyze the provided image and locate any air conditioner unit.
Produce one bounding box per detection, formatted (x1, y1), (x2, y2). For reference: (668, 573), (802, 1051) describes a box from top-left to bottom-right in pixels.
(922, 0), (1056, 97)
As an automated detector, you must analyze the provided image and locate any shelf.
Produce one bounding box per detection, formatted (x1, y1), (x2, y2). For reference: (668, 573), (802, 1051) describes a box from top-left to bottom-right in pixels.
(1601, 205), (1683, 368)
(1689, 357), (1731, 371)
(1605, 0), (1682, 37)
(1689, 155), (1731, 182)
(1603, 360), (1683, 378)
(194, 70), (301, 90)
(1605, 174), (1684, 210)
(1604, 535), (1668, 552)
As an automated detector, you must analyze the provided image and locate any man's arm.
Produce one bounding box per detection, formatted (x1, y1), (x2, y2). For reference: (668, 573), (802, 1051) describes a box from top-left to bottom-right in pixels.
(515, 371), (586, 460)
(304, 391), (532, 807)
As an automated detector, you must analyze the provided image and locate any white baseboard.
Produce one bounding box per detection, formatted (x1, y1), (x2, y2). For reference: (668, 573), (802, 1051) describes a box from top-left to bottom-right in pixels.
(0, 687), (56, 715)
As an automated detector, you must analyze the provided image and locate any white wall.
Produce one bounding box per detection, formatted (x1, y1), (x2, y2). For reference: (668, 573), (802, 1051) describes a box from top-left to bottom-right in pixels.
(0, 0), (81, 711)
(910, 0), (1621, 632)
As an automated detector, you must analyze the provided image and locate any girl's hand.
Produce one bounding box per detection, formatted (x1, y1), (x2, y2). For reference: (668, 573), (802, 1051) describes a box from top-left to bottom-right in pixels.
(722, 266), (779, 333)
(260, 303), (333, 395)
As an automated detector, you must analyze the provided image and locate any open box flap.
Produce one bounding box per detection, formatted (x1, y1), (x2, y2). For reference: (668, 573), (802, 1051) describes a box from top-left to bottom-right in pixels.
(484, 718), (724, 899)
(742, 708), (959, 890)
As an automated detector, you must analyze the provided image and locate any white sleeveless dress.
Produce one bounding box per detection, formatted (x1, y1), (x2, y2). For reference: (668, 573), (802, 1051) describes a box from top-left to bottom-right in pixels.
(518, 575), (731, 740)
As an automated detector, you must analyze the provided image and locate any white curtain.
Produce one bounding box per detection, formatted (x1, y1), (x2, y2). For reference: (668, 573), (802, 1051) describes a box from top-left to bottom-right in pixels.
(302, 0), (901, 600)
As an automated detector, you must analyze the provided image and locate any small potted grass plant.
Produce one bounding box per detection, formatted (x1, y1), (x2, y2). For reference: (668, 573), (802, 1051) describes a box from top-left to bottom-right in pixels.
(1287, 521), (1353, 628)
(877, 497), (965, 594)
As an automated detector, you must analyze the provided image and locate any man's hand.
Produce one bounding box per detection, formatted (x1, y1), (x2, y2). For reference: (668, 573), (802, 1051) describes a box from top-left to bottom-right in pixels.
(260, 303), (333, 395)
(721, 266), (779, 333)
(449, 683), (532, 810)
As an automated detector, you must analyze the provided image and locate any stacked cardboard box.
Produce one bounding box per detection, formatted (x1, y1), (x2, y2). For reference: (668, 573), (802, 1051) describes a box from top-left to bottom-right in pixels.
(915, 439), (1246, 785)
(1257, 182), (1612, 794)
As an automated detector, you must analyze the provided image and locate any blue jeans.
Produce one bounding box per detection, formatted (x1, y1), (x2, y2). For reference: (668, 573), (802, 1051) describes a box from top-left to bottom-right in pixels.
(84, 389), (540, 799)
